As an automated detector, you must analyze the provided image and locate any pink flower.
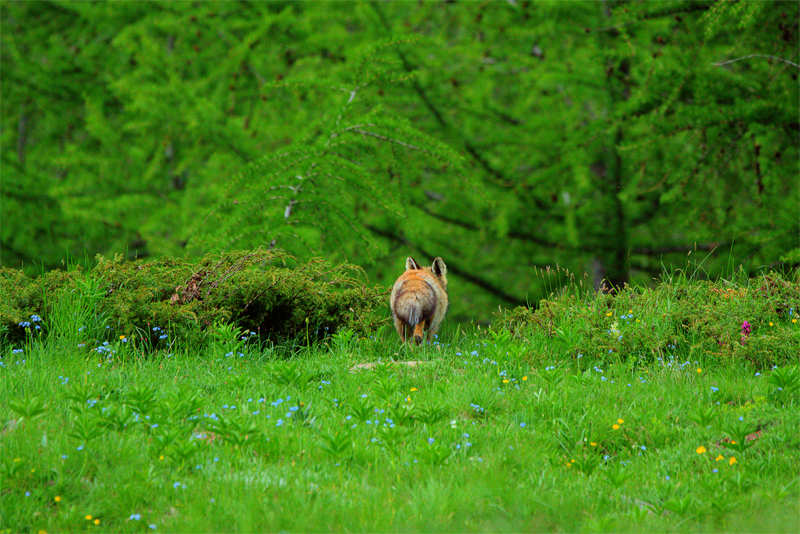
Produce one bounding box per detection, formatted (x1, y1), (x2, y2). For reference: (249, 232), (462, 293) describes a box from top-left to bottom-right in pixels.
(741, 320), (751, 345)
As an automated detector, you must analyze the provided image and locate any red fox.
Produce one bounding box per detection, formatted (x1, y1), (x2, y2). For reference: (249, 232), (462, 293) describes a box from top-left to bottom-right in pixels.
(390, 257), (448, 345)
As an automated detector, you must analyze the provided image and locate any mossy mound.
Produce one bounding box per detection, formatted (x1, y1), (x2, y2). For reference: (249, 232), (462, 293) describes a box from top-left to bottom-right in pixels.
(0, 250), (387, 349)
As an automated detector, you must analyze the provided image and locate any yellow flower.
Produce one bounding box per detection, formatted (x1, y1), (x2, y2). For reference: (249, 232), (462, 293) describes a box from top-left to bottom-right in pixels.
(606, 312), (612, 317)
(522, 376), (528, 381)
(502, 379), (509, 384)
(406, 396), (411, 402)
(86, 515), (93, 521)
(696, 446), (707, 454)
(612, 424), (620, 430)
(617, 419), (624, 424)
(94, 519), (100, 525)
(729, 456), (737, 465)
(769, 322), (774, 327)
(715, 454), (724, 461)
(120, 335), (126, 340)
(793, 318), (797, 324)
(410, 388), (418, 392)
(697, 368), (702, 373)
(159, 455), (165, 460)
(55, 496), (61, 502)
(590, 442), (597, 447)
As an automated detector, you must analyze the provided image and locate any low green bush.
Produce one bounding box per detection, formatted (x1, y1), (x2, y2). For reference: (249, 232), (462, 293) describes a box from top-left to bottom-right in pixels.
(494, 271), (800, 369)
(0, 249), (387, 350)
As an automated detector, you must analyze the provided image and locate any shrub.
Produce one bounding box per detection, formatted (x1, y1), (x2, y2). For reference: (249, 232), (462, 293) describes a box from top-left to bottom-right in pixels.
(494, 271), (800, 369)
(0, 249), (387, 349)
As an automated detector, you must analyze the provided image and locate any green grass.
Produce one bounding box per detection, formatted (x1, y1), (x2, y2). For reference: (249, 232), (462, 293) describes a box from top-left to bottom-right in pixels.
(2, 274), (799, 533)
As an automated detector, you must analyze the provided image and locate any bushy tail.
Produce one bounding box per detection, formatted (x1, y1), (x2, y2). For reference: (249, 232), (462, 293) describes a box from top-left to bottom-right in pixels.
(406, 300), (424, 345)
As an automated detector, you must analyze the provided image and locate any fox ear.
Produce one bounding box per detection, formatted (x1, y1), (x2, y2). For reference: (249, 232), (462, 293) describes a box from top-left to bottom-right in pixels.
(431, 257), (447, 277)
(406, 257), (421, 271)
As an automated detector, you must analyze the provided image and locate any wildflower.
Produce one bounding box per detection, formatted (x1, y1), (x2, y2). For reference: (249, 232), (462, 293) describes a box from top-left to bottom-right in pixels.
(696, 446), (707, 454)
(522, 376), (528, 381)
(729, 457), (737, 465)
(590, 442), (597, 446)
(86, 515), (93, 521)
(697, 368), (702, 373)
(55, 496), (61, 502)
(612, 424), (620, 430)
(410, 387), (418, 392)
(617, 419), (624, 424)
(715, 454), (724, 461)
(741, 320), (751, 345)
(130, 514), (141, 520)
(94, 519), (100, 525)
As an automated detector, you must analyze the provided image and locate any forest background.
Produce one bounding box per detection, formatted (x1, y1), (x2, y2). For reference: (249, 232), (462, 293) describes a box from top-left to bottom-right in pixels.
(2, 0), (798, 326)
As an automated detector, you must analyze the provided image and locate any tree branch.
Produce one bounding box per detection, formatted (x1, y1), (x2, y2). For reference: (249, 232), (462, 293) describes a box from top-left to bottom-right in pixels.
(712, 54), (800, 69)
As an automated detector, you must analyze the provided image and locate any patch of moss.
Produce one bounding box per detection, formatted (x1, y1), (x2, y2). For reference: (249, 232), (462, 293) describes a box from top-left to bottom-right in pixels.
(0, 249), (387, 349)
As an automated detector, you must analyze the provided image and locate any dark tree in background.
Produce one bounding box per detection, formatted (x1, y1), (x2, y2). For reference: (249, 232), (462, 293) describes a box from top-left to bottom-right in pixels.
(2, 1), (797, 323)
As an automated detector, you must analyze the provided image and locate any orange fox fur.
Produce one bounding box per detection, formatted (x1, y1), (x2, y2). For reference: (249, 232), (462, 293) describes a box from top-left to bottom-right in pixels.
(390, 257), (448, 345)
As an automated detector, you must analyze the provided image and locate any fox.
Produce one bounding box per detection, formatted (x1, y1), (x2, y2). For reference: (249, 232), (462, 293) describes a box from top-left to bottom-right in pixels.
(390, 256), (448, 345)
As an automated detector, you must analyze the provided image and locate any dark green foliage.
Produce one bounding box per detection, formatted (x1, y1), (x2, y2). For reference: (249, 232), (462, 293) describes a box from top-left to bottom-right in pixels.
(0, 250), (386, 348)
(496, 271), (800, 368)
(1, 1), (797, 325)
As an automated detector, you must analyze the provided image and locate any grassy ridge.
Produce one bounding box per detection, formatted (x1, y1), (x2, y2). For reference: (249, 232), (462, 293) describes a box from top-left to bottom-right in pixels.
(2, 272), (799, 533)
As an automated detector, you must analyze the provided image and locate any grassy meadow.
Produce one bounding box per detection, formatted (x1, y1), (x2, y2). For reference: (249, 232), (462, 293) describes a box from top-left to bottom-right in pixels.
(1, 270), (799, 533)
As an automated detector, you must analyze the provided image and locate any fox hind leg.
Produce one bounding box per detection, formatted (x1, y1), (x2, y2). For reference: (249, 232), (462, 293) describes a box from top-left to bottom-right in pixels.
(393, 316), (408, 343)
(413, 320), (427, 346)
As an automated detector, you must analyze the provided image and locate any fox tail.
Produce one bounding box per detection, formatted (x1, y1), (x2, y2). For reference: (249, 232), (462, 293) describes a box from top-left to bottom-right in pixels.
(404, 300), (425, 345)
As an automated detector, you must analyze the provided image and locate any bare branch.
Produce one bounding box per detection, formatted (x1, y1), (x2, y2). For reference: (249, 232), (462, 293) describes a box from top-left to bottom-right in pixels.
(712, 54), (800, 69)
